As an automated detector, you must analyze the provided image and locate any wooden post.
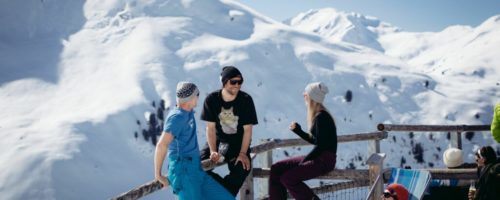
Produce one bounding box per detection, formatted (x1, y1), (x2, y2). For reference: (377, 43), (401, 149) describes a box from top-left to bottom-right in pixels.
(451, 131), (462, 149)
(266, 150), (272, 168)
(240, 152), (258, 200)
(367, 153), (386, 200)
(256, 147), (273, 199)
(369, 139), (381, 155)
(256, 139), (273, 198)
(369, 132), (386, 155)
(240, 169), (254, 200)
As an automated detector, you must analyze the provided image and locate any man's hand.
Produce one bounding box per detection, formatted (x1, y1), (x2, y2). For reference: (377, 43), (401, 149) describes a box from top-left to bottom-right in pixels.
(235, 152), (250, 171)
(210, 151), (220, 162)
(155, 175), (170, 188)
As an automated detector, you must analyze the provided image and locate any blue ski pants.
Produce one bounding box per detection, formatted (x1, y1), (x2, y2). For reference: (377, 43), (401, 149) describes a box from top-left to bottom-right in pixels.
(167, 155), (234, 200)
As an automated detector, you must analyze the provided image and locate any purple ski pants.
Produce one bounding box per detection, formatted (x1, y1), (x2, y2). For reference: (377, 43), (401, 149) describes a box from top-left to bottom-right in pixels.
(269, 151), (336, 200)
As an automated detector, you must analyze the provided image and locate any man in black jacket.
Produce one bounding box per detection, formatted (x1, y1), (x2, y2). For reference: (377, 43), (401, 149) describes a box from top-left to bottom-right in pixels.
(199, 66), (258, 196)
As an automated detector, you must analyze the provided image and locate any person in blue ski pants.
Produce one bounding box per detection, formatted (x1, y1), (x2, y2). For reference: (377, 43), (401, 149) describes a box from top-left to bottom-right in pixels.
(154, 81), (234, 200)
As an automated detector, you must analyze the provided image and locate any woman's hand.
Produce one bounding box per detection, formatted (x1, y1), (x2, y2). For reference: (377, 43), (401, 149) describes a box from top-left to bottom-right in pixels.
(289, 121), (300, 131)
(235, 152), (251, 171)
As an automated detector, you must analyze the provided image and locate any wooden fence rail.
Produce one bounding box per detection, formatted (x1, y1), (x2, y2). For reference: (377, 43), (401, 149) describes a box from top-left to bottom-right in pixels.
(111, 131), (387, 200)
(364, 123), (490, 200)
(112, 124), (490, 200)
(377, 123), (490, 132)
(258, 180), (370, 200)
(251, 131), (387, 154)
(377, 123), (491, 150)
(253, 168), (369, 180)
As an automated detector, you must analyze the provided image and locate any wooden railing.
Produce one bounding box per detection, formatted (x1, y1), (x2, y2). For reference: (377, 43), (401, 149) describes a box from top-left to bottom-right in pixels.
(111, 131), (388, 200)
(377, 123), (490, 149)
(248, 131), (387, 200)
(112, 123), (491, 200)
(365, 123), (491, 200)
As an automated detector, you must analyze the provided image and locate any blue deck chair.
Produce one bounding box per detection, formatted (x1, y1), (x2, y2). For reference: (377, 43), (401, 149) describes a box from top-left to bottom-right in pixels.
(387, 168), (432, 200)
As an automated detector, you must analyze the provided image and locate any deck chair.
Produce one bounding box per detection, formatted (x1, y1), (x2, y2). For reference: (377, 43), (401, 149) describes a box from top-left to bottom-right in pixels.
(387, 168), (432, 200)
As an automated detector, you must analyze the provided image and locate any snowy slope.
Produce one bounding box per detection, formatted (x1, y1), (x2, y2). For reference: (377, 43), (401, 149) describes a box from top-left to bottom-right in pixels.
(1, 1), (499, 200)
(289, 6), (500, 171)
(288, 8), (500, 126)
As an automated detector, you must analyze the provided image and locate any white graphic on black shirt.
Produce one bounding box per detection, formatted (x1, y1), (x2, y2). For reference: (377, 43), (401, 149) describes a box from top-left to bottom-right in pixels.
(218, 107), (238, 134)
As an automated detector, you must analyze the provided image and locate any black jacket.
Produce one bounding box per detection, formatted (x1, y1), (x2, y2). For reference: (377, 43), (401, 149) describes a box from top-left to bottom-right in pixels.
(292, 110), (337, 161)
(475, 159), (500, 200)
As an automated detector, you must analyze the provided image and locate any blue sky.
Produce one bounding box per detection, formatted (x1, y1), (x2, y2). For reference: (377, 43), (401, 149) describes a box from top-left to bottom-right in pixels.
(237, 0), (500, 32)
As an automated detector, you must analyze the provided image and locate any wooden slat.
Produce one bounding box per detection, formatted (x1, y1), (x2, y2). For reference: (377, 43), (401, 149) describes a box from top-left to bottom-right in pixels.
(310, 180), (369, 195)
(252, 131), (387, 154)
(427, 168), (477, 180)
(377, 124), (490, 132)
(253, 168), (369, 180)
(111, 180), (162, 200)
(258, 180), (370, 200)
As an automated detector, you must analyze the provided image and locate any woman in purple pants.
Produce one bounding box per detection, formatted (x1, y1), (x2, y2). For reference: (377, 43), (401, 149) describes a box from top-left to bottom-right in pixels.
(269, 82), (337, 200)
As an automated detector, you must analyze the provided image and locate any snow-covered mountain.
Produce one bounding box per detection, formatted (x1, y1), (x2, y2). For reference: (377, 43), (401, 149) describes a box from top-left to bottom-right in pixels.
(285, 8), (400, 51)
(1, 1), (499, 200)
(288, 8), (500, 142)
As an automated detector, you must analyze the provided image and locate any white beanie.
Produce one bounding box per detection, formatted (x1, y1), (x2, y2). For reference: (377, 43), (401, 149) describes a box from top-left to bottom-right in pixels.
(305, 82), (329, 104)
(443, 148), (464, 168)
(176, 81), (199, 103)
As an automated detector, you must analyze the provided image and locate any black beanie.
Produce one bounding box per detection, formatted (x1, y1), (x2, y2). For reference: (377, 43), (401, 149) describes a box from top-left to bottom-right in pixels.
(220, 66), (243, 85)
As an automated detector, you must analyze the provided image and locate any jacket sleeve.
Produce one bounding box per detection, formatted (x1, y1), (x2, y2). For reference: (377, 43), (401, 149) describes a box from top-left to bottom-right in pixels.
(492, 103), (500, 143)
(291, 124), (315, 144)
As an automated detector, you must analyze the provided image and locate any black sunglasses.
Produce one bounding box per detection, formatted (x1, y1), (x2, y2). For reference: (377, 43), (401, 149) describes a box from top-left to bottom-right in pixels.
(477, 148), (485, 158)
(229, 79), (243, 85)
(383, 190), (398, 200)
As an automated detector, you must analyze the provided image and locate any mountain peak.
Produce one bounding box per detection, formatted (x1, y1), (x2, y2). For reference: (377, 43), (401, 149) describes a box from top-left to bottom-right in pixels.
(287, 7), (399, 51)
(476, 15), (500, 31)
